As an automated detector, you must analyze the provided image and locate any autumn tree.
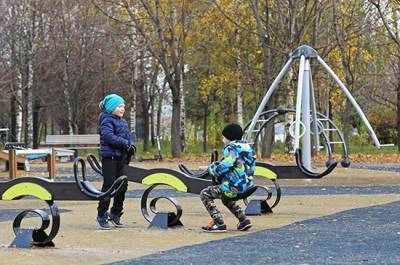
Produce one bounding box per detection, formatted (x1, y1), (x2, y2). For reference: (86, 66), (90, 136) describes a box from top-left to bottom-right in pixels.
(369, 0), (400, 150)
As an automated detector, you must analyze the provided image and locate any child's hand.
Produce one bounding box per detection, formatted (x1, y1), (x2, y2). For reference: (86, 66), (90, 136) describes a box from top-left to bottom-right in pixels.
(126, 144), (136, 155)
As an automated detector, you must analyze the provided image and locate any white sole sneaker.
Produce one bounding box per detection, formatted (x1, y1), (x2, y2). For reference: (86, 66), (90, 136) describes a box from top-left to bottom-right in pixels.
(109, 220), (124, 228)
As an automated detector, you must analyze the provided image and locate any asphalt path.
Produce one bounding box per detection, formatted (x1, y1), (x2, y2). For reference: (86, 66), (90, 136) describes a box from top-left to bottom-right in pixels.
(110, 200), (400, 265)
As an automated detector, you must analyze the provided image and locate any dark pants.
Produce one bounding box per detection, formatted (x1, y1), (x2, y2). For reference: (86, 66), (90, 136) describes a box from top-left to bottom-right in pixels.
(200, 185), (246, 225)
(97, 157), (128, 217)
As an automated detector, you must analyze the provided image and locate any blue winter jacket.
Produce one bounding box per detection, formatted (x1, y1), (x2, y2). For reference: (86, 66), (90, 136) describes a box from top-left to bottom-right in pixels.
(99, 112), (135, 159)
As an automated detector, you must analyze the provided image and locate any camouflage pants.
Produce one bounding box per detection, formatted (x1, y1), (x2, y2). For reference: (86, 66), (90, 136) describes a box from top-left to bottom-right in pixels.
(200, 185), (246, 225)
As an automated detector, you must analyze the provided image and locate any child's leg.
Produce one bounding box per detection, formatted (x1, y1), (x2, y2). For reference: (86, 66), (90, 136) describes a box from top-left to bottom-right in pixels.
(200, 186), (225, 224)
(221, 199), (246, 222)
(110, 160), (128, 215)
(97, 158), (119, 217)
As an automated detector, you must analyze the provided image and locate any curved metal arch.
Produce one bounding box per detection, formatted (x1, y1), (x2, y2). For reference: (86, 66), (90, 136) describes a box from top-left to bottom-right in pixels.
(73, 157), (127, 201)
(12, 200), (60, 247)
(140, 184), (183, 226)
(178, 164), (209, 179)
(294, 148), (337, 178)
(178, 149), (219, 180)
(87, 154), (103, 176)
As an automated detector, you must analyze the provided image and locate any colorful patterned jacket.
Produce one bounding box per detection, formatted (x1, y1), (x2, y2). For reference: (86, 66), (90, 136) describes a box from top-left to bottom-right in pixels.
(208, 140), (256, 198)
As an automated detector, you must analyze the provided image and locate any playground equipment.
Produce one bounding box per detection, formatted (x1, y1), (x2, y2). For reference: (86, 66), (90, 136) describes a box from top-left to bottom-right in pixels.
(245, 45), (393, 172)
(0, 151), (283, 247)
(0, 136), (26, 171)
(0, 142), (341, 248)
(244, 107), (348, 167)
(0, 157), (127, 248)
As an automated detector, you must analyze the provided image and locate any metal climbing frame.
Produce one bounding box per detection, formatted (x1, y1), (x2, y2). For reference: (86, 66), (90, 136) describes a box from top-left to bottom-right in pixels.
(244, 45), (392, 170)
(243, 107), (350, 167)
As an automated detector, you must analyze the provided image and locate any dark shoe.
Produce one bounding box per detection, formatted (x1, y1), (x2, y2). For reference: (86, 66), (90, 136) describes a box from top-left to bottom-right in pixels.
(202, 219), (227, 233)
(107, 212), (124, 227)
(237, 219), (252, 231)
(96, 215), (111, 230)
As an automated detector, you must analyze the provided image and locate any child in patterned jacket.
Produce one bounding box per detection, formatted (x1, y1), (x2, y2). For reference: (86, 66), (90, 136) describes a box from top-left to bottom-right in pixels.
(200, 123), (256, 232)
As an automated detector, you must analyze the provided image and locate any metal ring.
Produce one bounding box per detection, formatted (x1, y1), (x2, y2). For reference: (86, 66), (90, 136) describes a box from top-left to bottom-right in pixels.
(288, 120), (306, 138)
(12, 200), (60, 246)
(13, 209), (50, 234)
(141, 184), (183, 226)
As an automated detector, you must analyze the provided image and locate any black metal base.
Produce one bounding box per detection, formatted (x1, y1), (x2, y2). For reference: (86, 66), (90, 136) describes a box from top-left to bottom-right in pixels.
(245, 200), (272, 215)
(32, 230), (56, 247)
(10, 201), (60, 248)
(148, 212), (183, 229)
(9, 229), (55, 248)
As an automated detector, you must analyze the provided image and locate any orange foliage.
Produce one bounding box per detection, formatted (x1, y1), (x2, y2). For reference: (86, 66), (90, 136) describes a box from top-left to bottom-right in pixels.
(164, 153), (400, 163)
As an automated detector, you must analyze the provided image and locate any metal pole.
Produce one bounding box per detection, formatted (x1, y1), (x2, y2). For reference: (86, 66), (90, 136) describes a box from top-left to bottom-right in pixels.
(301, 59), (312, 170)
(294, 55), (306, 150)
(245, 58), (294, 141)
(317, 56), (389, 148)
(309, 66), (320, 152)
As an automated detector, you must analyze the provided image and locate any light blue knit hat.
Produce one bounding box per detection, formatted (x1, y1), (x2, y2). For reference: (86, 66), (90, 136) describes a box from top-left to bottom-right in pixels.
(102, 94), (125, 114)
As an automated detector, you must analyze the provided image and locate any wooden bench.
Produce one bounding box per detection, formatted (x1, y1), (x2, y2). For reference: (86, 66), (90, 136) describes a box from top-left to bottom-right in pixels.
(43, 134), (100, 157)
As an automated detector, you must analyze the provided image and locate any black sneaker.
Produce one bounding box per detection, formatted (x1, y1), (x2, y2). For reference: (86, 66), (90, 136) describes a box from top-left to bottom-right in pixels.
(202, 220), (227, 233)
(237, 219), (252, 231)
(96, 215), (111, 230)
(107, 212), (124, 227)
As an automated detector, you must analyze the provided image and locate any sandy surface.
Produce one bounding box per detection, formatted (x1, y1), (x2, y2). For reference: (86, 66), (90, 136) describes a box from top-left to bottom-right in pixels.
(0, 162), (399, 264)
(1, 194), (399, 265)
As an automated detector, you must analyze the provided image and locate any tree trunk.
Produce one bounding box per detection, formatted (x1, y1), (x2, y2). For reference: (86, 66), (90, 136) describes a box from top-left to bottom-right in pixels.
(26, 6), (37, 147)
(156, 81), (166, 138)
(397, 62), (400, 151)
(119, 0), (184, 157)
(180, 67), (186, 153)
(26, 52), (34, 147)
(171, 93), (182, 157)
(261, 102), (275, 158)
(138, 73), (150, 151)
(342, 98), (352, 148)
(333, 0), (354, 149)
(250, 0), (273, 158)
(202, 104), (208, 152)
(61, 0), (74, 135)
(150, 100), (155, 147)
(32, 99), (40, 148)
(10, 95), (17, 142)
(130, 65), (137, 142)
(235, 30), (243, 126)
(142, 106), (150, 152)
(16, 71), (23, 142)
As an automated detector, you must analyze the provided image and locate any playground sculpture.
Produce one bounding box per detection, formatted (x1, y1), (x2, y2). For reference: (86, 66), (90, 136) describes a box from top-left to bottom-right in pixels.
(244, 45), (392, 172)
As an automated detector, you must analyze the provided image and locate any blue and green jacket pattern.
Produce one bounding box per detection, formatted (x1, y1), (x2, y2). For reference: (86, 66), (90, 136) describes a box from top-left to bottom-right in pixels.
(208, 140), (256, 197)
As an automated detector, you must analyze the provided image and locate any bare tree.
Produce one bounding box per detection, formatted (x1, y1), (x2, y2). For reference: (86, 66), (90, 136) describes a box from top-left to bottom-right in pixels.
(369, 0), (400, 150)
(96, 0), (189, 157)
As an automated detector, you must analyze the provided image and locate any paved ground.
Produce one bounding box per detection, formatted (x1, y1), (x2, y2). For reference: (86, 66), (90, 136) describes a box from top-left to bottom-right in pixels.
(112, 200), (400, 265)
(0, 161), (399, 264)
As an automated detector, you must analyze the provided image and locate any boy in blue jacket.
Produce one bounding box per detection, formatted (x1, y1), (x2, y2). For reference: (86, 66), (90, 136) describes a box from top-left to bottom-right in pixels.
(96, 94), (135, 229)
(201, 123), (255, 232)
